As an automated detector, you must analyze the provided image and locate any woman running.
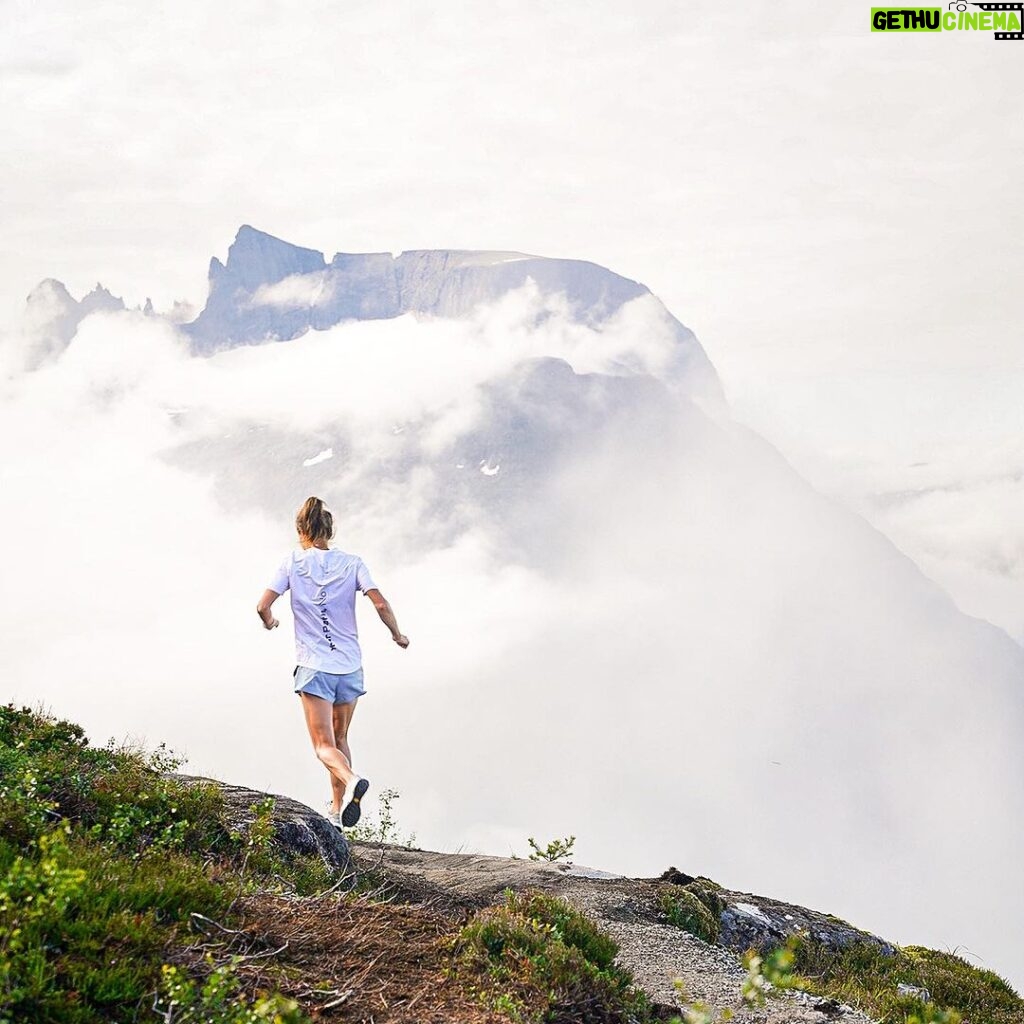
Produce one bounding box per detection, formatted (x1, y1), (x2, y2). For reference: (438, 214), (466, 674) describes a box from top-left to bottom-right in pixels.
(256, 496), (409, 828)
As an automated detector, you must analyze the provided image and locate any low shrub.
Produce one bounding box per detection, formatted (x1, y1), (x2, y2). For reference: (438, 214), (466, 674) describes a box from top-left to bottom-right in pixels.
(527, 836), (576, 864)
(454, 888), (651, 1022)
(659, 879), (725, 945)
(0, 705), (329, 1023)
(0, 704), (230, 858)
(157, 958), (309, 1024)
(781, 936), (1022, 1024)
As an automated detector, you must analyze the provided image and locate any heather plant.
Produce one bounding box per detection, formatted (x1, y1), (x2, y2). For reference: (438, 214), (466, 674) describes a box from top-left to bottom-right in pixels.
(782, 935), (1019, 1024)
(659, 878), (726, 944)
(0, 705), (331, 1022)
(455, 888), (650, 1022)
(156, 959), (309, 1024)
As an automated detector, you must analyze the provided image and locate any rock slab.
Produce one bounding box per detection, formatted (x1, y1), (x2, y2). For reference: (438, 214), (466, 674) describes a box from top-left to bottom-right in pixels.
(353, 843), (878, 1024)
(173, 775), (352, 875)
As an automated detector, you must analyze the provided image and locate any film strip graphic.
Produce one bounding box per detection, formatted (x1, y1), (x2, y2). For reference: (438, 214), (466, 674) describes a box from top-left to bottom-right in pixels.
(964, 1), (1024, 39)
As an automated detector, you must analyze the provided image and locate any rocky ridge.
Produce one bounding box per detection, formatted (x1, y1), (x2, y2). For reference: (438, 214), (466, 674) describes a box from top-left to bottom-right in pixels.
(361, 844), (880, 1024)
(210, 781), (880, 1023)
(16, 225), (721, 400)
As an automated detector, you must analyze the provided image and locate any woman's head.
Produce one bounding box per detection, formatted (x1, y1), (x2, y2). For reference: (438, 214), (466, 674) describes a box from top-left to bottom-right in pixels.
(296, 496), (334, 545)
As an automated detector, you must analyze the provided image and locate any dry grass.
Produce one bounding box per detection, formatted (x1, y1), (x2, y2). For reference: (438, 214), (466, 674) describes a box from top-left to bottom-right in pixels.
(167, 888), (510, 1023)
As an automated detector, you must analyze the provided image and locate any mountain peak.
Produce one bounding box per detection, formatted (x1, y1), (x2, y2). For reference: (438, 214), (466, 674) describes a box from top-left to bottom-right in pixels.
(79, 283), (125, 315)
(27, 277), (74, 302)
(184, 229), (720, 403)
(16, 278), (123, 370)
(221, 225), (326, 291)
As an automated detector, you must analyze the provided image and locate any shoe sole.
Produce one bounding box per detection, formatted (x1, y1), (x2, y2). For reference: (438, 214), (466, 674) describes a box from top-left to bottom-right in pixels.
(341, 777), (370, 827)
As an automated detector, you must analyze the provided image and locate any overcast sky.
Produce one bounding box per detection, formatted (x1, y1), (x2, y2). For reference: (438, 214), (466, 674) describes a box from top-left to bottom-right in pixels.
(3, 0), (1019, 373)
(4, 3), (1022, 631)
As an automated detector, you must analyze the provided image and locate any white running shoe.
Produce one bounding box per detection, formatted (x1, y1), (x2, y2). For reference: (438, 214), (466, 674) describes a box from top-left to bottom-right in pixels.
(341, 776), (370, 827)
(323, 804), (342, 830)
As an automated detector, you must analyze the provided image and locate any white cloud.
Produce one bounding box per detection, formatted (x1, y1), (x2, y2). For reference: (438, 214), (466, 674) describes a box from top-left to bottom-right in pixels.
(2, 0), (1022, 992)
(728, 368), (1024, 642)
(249, 271), (335, 310)
(2, 299), (1023, 991)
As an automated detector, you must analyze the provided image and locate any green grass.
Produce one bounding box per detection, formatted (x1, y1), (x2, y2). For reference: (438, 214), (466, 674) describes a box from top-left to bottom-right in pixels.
(785, 937), (1022, 1024)
(1, 838), (232, 1022)
(0, 703), (229, 857)
(0, 704), (322, 1023)
(454, 888), (653, 1023)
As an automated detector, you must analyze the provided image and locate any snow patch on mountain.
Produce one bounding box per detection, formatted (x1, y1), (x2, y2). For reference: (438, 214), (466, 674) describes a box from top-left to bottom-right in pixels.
(302, 447), (334, 467)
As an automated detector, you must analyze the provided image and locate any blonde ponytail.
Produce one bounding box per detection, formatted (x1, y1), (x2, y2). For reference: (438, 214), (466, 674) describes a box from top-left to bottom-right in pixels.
(296, 496), (334, 544)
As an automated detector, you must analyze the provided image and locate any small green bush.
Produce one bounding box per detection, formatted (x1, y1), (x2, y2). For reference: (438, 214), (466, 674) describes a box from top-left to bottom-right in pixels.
(0, 705), (332, 1023)
(740, 937), (803, 1006)
(157, 959), (309, 1023)
(455, 888), (651, 1022)
(659, 879), (725, 944)
(0, 829), (87, 1021)
(782, 936), (1022, 1024)
(0, 704), (230, 858)
(0, 829), (231, 1021)
(345, 787), (417, 848)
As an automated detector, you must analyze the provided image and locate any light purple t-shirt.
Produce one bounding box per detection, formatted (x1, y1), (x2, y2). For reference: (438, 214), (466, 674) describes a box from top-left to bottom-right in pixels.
(268, 547), (377, 673)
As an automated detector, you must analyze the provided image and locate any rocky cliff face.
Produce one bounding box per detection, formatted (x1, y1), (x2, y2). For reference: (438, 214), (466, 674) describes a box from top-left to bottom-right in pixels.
(14, 223), (721, 402)
(180, 225), (721, 400)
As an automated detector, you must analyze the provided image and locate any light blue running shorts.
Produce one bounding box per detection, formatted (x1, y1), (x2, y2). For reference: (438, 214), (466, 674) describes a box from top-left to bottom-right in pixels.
(293, 664), (366, 704)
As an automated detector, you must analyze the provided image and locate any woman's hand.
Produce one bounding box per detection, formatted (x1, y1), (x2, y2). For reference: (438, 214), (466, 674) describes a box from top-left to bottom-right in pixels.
(257, 589), (281, 631)
(367, 590), (408, 648)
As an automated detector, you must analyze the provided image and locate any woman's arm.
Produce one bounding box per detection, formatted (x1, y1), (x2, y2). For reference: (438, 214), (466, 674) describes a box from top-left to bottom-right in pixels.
(256, 589), (280, 630)
(365, 589), (409, 648)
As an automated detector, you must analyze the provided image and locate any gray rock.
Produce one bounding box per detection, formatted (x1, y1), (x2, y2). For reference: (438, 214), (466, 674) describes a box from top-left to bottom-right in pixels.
(172, 774), (352, 876)
(179, 225), (721, 403)
(357, 843), (881, 1023)
(896, 982), (931, 1001)
(715, 889), (895, 957)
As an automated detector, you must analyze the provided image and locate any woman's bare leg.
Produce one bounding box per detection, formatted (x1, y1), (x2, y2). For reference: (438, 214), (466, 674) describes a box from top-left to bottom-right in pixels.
(329, 699), (358, 813)
(299, 693), (355, 799)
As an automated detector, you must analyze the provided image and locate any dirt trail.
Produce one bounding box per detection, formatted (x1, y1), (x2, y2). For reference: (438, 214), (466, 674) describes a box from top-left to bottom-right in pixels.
(353, 844), (877, 1024)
